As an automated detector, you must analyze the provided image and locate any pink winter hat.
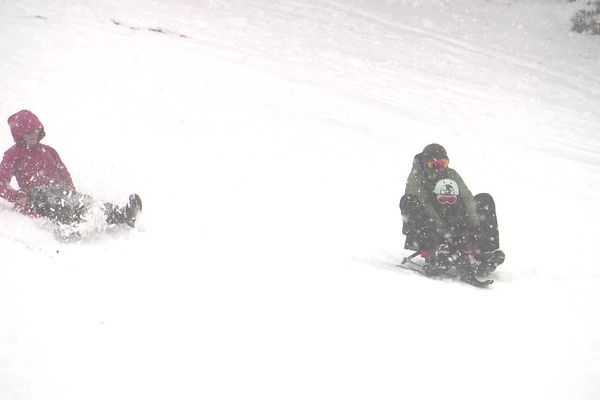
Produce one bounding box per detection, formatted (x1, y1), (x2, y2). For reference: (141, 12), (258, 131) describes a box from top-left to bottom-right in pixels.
(8, 110), (44, 141)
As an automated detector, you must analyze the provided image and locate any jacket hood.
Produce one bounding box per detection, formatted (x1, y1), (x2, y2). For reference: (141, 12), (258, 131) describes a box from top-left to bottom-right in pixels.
(7, 110), (45, 143)
(421, 143), (448, 163)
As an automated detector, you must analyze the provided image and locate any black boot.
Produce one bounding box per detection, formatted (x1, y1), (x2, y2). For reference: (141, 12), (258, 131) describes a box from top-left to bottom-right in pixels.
(477, 249), (505, 276)
(124, 194), (142, 227)
(422, 243), (455, 276)
(105, 194), (143, 227)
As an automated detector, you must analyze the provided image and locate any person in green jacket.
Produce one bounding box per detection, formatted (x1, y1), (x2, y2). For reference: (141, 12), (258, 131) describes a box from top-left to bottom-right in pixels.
(400, 143), (504, 276)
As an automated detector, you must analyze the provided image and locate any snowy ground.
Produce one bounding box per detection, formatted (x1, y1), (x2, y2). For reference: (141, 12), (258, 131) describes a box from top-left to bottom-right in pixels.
(1, 0), (600, 399)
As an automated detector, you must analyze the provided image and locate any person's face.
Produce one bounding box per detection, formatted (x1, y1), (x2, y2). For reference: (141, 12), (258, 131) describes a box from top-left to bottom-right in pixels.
(426, 159), (449, 171)
(424, 158), (449, 180)
(21, 129), (42, 148)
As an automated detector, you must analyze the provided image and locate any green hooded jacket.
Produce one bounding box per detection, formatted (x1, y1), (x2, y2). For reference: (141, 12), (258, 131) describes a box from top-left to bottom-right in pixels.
(405, 152), (479, 234)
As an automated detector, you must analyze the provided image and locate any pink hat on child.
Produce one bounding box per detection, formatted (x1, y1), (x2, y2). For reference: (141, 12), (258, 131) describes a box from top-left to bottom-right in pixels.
(8, 110), (45, 142)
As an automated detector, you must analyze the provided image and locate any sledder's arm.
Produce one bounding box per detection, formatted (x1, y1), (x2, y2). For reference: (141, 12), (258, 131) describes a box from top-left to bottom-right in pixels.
(405, 169), (446, 232)
(0, 152), (19, 203)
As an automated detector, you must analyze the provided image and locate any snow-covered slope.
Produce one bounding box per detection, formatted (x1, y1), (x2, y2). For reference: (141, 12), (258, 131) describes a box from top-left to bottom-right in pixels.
(1, 1), (599, 399)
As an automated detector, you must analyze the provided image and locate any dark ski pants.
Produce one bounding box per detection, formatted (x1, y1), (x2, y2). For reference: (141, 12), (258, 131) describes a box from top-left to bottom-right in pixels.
(27, 183), (91, 225)
(399, 193), (500, 252)
(27, 183), (124, 226)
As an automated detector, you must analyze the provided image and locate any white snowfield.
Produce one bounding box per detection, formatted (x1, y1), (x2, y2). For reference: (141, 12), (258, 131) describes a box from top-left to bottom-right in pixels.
(1, 0), (599, 399)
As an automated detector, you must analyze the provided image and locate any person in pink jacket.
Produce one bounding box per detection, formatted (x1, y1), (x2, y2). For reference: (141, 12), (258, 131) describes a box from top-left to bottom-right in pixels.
(0, 110), (142, 229)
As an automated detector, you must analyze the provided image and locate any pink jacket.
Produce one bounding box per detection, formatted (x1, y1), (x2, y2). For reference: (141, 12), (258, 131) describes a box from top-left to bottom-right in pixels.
(0, 110), (74, 205)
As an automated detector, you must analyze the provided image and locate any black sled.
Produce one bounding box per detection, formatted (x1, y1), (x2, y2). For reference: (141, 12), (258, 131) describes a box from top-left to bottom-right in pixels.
(397, 250), (502, 288)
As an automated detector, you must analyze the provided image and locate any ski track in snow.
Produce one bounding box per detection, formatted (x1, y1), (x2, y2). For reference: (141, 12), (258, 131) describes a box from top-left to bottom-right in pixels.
(1, 1), (600, 399)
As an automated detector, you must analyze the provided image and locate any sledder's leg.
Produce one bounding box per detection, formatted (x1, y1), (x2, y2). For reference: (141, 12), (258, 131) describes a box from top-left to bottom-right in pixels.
(399, 194), (440, 251)
(473, 193), (505, 275)
(473, 193), (500, 252)
(28, 183), (90, 225)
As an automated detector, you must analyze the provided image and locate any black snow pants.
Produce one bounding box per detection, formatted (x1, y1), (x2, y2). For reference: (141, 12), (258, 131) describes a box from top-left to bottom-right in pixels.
(26, 183), (126, 226)
(27, 183), (91, 225)
(399, 193), (500, 252)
